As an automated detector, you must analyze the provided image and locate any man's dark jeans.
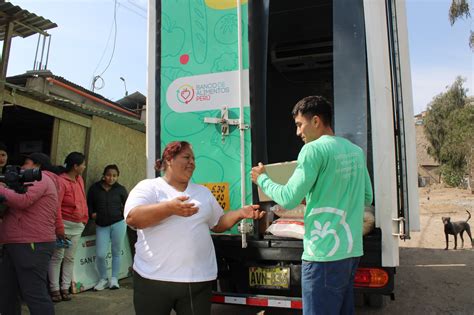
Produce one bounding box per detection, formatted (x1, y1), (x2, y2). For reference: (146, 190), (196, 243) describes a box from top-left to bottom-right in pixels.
(302, 257), (360, 315)
(0, 242), (55, 315)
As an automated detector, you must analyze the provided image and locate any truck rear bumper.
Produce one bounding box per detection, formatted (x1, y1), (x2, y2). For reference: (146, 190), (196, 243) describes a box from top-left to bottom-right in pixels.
(212, 228), (395, 298)
(212, 292), (303, 309)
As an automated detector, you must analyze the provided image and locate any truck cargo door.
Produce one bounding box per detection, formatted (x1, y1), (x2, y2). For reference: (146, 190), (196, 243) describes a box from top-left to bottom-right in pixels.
(386, 0), (420, 236)
(147, 0), (253, 235)
(364, 0), (419, 266)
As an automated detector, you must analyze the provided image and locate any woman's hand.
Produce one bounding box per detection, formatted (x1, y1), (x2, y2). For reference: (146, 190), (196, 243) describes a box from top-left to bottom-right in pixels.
(240, 205), (265, 220)
(211, 205), (265, 233)
(126, 196), (199, 229)
(56, 232), (66, 240)
(169, 196), (199, 217)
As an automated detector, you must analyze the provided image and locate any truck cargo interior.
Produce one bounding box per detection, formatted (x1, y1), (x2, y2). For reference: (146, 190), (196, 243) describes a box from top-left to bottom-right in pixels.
(250, 0), (372, 175)
(265, 0), (333, 164)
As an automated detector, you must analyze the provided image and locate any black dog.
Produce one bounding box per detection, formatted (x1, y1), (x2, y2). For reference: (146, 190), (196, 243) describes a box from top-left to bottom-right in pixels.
(442, 210), (473, 250)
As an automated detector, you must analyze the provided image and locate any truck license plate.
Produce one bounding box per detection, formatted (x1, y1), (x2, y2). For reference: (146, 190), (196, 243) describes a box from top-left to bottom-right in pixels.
(249, 266), (290, 289)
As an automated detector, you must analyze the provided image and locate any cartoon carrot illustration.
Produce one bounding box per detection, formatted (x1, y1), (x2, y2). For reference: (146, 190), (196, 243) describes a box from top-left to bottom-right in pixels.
(189, 0), (208, 64)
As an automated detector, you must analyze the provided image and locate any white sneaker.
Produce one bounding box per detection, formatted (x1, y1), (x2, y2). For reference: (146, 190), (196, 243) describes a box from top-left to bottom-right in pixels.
(109, 277), (119, 290)
(94, 279), (109, 291)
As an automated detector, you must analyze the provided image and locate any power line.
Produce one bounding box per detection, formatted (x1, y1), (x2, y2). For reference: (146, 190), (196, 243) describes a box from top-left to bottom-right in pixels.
(117, 0), (146, 19)
(98, 0), (118, 78)
(91, 19), (115, 79)
(126, 0), (147, 13)
(92, 0), (118, 91)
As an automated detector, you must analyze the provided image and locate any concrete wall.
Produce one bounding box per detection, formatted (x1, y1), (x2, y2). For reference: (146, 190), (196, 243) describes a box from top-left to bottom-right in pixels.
(87, 116), (146, 193)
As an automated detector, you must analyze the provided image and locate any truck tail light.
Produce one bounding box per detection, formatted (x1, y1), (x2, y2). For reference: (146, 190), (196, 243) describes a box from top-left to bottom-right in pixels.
(354, 268), (389, 288)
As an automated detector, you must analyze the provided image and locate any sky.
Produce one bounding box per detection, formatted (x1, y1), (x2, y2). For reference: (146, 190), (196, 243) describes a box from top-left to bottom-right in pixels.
(4, 0), (473, 115)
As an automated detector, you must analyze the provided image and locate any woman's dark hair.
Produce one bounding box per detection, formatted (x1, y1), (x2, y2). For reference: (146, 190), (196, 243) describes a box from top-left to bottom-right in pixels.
(103, 164), (120, 176)
(60, 152), (85, 173)
(27, 152), (59, 174)
(291, 95), (333, 127)
(155, 141), (191, 172)
(0, 142), (7, 153)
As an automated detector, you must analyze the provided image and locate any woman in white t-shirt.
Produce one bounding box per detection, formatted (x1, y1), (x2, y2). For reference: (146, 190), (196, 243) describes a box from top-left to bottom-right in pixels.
(124, 141), (264, 315)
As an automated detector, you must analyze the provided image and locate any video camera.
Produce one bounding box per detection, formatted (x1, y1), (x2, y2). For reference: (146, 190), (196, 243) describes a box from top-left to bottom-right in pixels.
(0, 165), (42, 194)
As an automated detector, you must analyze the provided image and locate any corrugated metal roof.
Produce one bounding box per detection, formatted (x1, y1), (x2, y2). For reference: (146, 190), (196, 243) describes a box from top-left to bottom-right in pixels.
(0, 1), (57, 40)
(7, 71), (135, 116)
(5, 82), (145, 132)
(116, 91), (146, 111)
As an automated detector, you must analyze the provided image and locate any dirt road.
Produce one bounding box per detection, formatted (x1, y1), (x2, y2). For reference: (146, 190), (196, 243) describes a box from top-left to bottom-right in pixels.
(378, 186), (474, 315)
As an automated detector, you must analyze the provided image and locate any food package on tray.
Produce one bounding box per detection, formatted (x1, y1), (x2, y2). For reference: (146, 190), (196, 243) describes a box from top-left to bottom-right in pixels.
(266, 218), (305, 239)
(267, 205), (375, 239)
(257, 161), (297, 202)
(363, 206), (375, 236)
(270, 204), (305, 219)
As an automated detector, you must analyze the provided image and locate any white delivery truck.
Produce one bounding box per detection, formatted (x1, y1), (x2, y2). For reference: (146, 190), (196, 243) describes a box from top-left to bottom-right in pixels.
(147, 0), (419, 309)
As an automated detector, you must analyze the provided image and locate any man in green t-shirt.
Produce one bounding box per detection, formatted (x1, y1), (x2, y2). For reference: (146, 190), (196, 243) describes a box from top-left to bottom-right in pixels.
(251, 96), (373, 315)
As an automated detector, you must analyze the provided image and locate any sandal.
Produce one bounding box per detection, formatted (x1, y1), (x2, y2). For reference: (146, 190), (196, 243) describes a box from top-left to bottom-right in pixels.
(50, 290), (62, 303)
(60, 289), (72, 301)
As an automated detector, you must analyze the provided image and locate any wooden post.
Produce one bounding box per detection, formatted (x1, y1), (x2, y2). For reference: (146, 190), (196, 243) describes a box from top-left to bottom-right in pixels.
(0, 21), (14, 120)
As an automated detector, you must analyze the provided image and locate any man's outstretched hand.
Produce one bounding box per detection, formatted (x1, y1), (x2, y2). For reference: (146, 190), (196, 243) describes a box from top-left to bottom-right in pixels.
(251, 162), (266, 184)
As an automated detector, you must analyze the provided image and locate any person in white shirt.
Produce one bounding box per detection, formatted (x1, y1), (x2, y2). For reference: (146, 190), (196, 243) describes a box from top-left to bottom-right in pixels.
(124, 141), (264, 315)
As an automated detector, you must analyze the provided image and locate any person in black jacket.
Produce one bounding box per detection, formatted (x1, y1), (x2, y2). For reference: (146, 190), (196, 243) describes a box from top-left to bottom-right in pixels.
(87, 164), (128, 291)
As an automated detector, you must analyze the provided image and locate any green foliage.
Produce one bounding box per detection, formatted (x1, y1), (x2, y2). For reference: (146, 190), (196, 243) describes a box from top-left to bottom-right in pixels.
(449, 0), (473, 48)
(470, 30), (474, 49)
(449, 0), (471, 25)
(440, 165), (465, 187)
(424, 77), (472, 187)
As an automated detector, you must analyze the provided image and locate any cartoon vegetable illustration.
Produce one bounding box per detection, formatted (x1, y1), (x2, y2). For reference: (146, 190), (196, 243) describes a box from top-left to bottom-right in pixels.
(162, 13), (185, 57)
(205, 0), (248, 10)
(214, 14), (238, 45)
(211, 53), (237, 72)
(189, 0), (208, 64)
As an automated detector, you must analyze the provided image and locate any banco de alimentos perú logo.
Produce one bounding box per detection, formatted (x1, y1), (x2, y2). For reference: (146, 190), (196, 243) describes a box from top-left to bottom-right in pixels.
(176, 84), (195, 104)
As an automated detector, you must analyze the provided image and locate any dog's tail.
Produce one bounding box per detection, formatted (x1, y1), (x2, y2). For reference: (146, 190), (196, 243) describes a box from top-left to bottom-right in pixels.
(467, 210), (471, 222)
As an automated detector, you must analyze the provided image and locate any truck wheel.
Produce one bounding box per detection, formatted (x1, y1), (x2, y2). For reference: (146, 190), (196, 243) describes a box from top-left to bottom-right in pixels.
(365, 293), (385, 308)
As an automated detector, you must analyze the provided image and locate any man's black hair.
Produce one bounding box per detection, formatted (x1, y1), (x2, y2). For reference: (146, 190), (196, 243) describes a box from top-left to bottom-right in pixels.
(291, 96), (333, 127)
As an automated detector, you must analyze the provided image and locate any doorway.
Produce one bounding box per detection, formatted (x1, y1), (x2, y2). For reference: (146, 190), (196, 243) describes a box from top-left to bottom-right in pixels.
(0, 106), (54, 165)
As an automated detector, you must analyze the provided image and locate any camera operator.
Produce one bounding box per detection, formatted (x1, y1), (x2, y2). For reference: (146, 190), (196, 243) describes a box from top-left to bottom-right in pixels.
(0, 142), (9, 265)
(0, 142), (9, 221)
(0, 142), (7, 173)
(0, 153), (59, 315)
